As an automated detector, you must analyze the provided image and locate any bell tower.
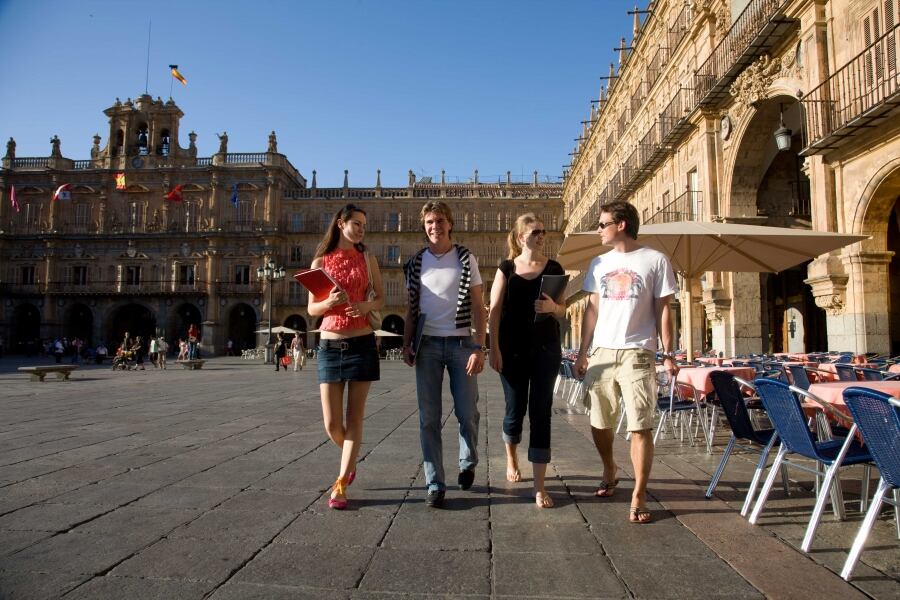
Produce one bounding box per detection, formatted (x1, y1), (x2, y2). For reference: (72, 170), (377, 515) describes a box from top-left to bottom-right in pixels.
(94, 94), (195, 170)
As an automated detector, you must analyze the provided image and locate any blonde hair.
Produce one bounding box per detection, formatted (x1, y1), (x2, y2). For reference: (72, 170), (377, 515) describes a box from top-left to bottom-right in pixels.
(419, 201), (454, 239)
(507, 212), (541, 259)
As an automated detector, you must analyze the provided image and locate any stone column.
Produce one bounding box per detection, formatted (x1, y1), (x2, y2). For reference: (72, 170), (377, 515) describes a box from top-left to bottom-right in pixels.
(728, 272), (765, 356)
(839, 250), (894, 353)
(265, 173), (278, 225)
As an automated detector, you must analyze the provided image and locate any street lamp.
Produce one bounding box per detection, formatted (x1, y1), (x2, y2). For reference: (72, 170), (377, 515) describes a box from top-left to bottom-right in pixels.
(257, 259), (285, 364)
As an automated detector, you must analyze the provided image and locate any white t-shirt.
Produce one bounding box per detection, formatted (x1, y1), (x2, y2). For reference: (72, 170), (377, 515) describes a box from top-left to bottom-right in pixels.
(417, 249), (483, 337)
(583, 246), (677, 352)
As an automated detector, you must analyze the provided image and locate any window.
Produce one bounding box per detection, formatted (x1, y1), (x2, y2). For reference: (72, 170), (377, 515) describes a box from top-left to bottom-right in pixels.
(185, 200), (200, 232)
(387, 212), (400, 231)
(237, 200), (252, 224)
(127, 202), (143, 231)
(320, 212), (332, 231)
(21, 265), (35, 285)
(234, 265), (251, 285)
(386, 245), (400, 265)
(125, 266), (141, 286)
(385, 279), (403, 304)
(73, 266), (88, 286)
(288, 282), (305, 302)
(179, 264), (196, 285)
(74, 204), (90, 230)
(290, 213), (304, 232)
(290, 245), (303, 264)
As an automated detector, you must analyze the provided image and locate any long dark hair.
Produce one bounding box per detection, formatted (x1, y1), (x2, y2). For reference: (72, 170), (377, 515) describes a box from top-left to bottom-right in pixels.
(314, 204), (367, 258)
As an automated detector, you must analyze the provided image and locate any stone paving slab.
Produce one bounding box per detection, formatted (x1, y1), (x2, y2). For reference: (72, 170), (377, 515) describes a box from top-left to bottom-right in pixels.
(0, 356), (897, 599)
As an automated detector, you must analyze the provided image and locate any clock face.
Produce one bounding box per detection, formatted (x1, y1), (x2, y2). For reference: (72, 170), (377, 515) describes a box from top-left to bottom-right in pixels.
(131, 156), (144, 168)
(720, 115), (732, 140)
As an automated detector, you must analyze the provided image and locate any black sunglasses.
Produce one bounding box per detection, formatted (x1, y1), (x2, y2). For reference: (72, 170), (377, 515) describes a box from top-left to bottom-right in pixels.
(528, 229), (547, 237)
(597, 220), (618, 230)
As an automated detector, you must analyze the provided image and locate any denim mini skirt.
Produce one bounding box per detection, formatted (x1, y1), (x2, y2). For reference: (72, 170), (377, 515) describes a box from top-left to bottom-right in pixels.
(317, 333), (380, 383)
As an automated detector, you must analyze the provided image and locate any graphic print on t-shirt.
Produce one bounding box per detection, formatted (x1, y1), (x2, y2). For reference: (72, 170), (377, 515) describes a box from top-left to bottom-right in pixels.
(599, 268), (645, 300)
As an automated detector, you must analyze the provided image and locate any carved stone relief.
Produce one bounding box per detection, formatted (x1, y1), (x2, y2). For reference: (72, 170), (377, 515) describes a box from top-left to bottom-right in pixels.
(730, 55), (782, 108)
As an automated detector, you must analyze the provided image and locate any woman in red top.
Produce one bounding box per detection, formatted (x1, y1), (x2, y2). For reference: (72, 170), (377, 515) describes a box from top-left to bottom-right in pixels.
(308, 204), (384, 509)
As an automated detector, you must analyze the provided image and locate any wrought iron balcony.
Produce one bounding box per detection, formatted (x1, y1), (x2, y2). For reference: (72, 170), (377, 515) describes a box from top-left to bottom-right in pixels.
(645, 190), (703, 224)
(659, 86), (695, 146)
(694, 0), (794, 108)
(802, 22), (900, 154)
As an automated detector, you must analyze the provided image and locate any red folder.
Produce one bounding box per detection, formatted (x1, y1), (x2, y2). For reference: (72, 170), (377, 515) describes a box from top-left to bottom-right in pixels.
(293, 268), (341, 301)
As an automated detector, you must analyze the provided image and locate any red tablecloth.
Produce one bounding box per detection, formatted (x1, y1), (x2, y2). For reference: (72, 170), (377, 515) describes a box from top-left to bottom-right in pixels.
(696, 357), (725, 366)
(813, 362), (880, 382)
(676, 367), (757, 396)
(889, 364), (900, 374)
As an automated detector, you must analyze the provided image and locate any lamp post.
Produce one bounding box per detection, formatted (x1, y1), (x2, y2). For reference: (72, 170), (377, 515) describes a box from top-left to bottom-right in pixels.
(257, 259), (285, 364)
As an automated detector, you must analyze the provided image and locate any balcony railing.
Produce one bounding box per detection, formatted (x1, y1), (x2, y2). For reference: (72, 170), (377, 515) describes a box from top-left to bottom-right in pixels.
(218, 282), (263, 295)
(10, 157), (51, 169)
(694, 0), (794, 108)
(45, 280), (209, 295)
(790, 180), (811, 217)
(645, 190), (703, 224)
(667, 2), (692, 53)
(802, 22), (900, 154)
(659, 87), (695, 145)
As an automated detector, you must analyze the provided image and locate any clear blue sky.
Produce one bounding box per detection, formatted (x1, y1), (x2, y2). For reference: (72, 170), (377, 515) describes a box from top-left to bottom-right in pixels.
(0, 0), (640, 187)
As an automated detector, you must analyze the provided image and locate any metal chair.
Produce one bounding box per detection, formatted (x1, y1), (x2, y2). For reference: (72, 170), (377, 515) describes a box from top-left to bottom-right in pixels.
(853, 367), (884, 381)
(787, 364), (812, 390)
(833, 364), (858, 381)
(749, 379), (872, 553)
(840, 390), (900, 580)
(705, 371), (788, 516)
(654, 377), (711, 453)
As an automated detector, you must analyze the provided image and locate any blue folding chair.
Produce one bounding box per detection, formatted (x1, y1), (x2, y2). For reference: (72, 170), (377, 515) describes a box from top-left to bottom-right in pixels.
(833, 364), (858, 381)
(840, 388), (900, 580)
(787, 365), (812, 390)
(749, 379), (872, 553)
(705, 372), (788, 516)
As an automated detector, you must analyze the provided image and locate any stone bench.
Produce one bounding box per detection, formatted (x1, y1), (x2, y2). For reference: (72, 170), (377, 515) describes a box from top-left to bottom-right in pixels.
(175, 359), (205, 370)
(18, 365), (79, 382)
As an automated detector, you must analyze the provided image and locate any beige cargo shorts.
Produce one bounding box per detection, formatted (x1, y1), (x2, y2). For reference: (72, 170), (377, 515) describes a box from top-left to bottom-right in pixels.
(585, 347), (657, 432)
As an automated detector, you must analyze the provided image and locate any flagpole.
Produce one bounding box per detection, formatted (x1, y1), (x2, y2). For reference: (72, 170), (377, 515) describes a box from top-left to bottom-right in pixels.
(144, 19), (152, 94)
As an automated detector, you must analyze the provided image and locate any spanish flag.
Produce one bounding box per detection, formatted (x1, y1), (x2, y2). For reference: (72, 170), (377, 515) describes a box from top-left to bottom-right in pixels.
(115, 173), (126, 190)
(169, 65), (187, 86)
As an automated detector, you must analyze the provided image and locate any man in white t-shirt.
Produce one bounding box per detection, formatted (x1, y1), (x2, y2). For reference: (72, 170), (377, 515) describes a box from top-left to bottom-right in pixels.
(574, 201), (678, 524)
(402, 201), (487, 508)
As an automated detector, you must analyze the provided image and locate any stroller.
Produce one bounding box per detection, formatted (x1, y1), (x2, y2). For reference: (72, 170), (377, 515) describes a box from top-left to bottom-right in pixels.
(111, 347), (137, 371)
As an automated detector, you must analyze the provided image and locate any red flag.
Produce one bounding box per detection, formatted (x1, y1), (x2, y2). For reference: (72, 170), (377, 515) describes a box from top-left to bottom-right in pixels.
(115, 173), (126, 190)
(10, 185), (20, 213)
(52, 183), (71, 201)
(165, 184), (184, 202)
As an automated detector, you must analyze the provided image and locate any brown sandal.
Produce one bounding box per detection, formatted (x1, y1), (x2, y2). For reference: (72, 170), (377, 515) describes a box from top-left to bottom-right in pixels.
(629, 506), (652, 524)
(595, 479), (619, 498)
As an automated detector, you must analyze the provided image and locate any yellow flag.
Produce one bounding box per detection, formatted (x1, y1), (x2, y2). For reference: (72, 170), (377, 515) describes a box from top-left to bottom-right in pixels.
(115, 173), (126, 190)
(170, 66), (187, 86)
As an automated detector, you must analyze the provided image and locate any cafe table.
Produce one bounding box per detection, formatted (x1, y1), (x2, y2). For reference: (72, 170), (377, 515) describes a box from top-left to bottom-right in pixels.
(806, 380), (900, 410)
(813, 362), (881, 382)
(676, 366), (757, 397)
(889, 364), (900, 374)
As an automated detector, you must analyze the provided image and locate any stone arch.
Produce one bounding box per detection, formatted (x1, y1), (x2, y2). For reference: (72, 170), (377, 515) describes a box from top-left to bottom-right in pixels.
(64, 302), (94, 346)
(169, 302), (202, 346)
(283, 314), (307, 332)
(11, 303), (41, 354)
(108, 302), (157, 350)
(227, 302), (258, 353)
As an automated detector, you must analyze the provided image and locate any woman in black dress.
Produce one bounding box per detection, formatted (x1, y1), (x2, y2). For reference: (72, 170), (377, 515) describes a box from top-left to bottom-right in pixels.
(488, 213), (567, 508)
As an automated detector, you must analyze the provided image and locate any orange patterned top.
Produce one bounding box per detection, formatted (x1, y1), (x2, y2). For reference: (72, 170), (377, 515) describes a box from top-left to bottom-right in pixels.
(320, 247), (369, 332)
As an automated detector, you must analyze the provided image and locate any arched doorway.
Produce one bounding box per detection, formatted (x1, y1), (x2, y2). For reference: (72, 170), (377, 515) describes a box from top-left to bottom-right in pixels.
(12, 303), (41, 355)
(228, 303), (257, 353)
(723, 95), (820, 354)
(170, 303), (202, 346)
(889, 202), (900, 354)
(380, 314), (404, 350)
(109, 303), (157, 349)
(64, 303), (94, 346)
(283, 314), (307, 333)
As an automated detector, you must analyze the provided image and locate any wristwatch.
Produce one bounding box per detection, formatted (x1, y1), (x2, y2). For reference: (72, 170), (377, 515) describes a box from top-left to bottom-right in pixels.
(472, 344), (488, 352)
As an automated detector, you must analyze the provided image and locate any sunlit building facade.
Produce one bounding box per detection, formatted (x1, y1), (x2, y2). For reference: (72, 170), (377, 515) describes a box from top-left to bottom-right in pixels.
(0, 95), (563, 354)
(562, 0), (900, 355)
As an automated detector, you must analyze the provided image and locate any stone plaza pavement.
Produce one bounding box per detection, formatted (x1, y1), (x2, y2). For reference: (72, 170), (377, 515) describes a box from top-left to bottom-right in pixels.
(0, 356), (897, 600)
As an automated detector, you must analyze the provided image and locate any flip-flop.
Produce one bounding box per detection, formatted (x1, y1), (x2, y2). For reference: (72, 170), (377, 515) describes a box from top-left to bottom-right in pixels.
(629, 506), (652, 524)
(595, 479), (619, 498)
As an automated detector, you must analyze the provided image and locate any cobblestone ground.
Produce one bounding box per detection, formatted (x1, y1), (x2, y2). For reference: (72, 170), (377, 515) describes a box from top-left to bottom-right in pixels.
(0, 356), (897, 599)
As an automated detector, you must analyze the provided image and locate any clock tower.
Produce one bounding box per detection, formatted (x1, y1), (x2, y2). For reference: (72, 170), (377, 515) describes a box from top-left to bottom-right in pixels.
(93, 94), (196, 170)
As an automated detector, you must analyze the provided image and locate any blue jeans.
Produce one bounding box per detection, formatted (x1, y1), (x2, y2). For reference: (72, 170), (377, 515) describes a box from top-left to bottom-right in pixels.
(188, 341), (198, 360)
(415, 335), (480, 492)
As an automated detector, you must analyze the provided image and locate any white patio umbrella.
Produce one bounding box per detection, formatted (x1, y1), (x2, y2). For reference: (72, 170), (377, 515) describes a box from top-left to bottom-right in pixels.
(557, 221), (868, 360)
(373, 329), (402, 337)
(254, 325), (304, 335)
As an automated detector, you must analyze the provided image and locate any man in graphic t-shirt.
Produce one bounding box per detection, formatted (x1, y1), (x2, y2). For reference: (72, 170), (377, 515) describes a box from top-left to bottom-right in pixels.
(402, 201), (486, 509)
(574, 200), (678, 524)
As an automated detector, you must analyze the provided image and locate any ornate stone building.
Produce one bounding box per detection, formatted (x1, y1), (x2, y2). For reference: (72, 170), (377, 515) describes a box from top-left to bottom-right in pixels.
(562, 0), (900, 355)
(0, 95), (563, 354)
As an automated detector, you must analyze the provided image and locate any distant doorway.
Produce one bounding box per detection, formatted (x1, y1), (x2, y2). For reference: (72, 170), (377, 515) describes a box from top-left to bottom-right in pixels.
(109, 303), (157, 349)
(11, 303), (41, 354)
(64, 303), (94, 346)
(228, 303), (257, 353)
